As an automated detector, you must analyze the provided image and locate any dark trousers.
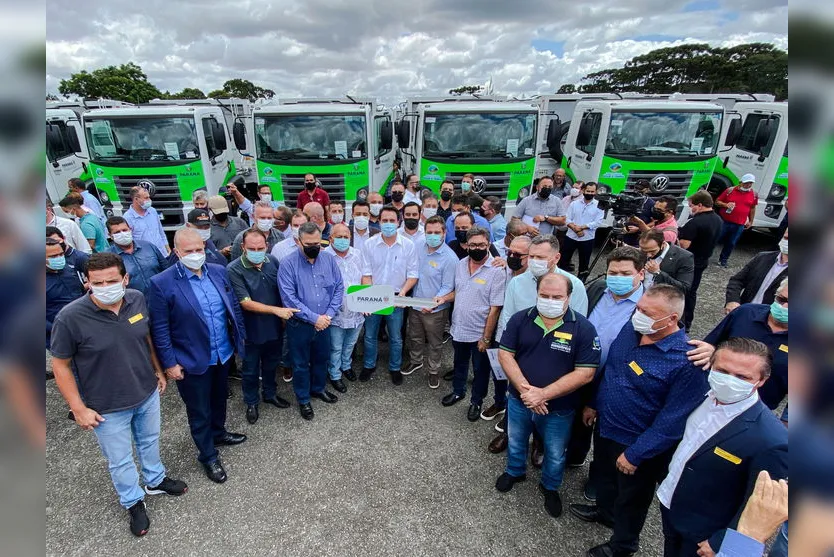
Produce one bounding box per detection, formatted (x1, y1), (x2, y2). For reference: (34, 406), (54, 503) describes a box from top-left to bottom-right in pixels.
(451, 340), (491, 406)
(242, 338), (282, 406)
(560, 236), (595, 276)
(286, 319), (330, 405)
(661, 505), (702, 557)
(595, 432), (676, 553)
(176, 358), (230, 464)
(683, 264), (707, 331)
(566, 409), (594, 466)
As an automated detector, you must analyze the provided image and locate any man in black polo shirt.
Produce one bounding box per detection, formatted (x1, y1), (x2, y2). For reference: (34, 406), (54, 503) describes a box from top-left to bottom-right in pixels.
(228, 230), (299, 424)
(678, 190), (723, 331)
(50, 252), (187, 537)
(495, 272), (601, 518)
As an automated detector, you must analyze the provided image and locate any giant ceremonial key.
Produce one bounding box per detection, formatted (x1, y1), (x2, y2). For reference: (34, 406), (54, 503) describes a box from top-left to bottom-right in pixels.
(345, 285), (437, 315)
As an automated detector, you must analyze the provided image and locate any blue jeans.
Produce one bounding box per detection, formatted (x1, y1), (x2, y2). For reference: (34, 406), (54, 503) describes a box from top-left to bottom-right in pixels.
(718, 221), (745, 264)
(329, 326), (362, 380)
(93, 390), (166, 508)
(769, 522), (788, 557)
(505, 395), (574, 490)
(286, 319), (330, 404)
(363, 308), (404, 372)
(452, 340), (491, 406)
(242, 338), (281, 406)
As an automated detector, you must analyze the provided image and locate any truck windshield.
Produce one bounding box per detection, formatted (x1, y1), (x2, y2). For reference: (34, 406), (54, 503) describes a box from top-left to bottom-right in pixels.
(255, 114), (367, 161)
(84, 117), (200, 162)
(422, 112), (537, 159)
(605, 111), (722, 157)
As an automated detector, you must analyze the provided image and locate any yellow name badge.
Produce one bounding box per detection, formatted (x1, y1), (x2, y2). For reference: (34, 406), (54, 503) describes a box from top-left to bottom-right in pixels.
(628, 361), (644, 376)
(714, 447), (742, 465)
(474, 278), (487, 285)
(128, 313), (144, 324)
(429, 260), (438, 268)
(553, 332), (573, 341)
(779, 344), (788, 353)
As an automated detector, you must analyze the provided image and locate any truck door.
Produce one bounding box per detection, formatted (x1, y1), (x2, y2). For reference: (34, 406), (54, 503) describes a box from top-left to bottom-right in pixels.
(373, 113), (395, 192)
(726, 110), (781, 187)
(567, 110), (604, 184)
(200, 115), (230, 192)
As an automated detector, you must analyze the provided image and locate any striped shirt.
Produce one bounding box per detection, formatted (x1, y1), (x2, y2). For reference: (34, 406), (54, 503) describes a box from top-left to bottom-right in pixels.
(450, 256), (506, 343)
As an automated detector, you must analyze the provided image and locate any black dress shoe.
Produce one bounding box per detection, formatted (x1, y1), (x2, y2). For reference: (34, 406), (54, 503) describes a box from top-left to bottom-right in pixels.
(359, 367), (375, 382)
(330, 378), (347, 393)
(587, 542), (632, 557)
(541, 485), (563, 518)
(488, 432), (508, 454)
(495, 472), (526, 492)
(467, 404), (481, 422)
(312, 390), (338, 403)
(569, 504), (614, 528)
(441, 393), (465, 407)
(442, 369), (454, 381)
(203, 460), (227, 483)
(343, 368), (357, 382)
(299, 403), (314, 420)
(213, 432), (247, 446)
(390, 370), (403, 385)
(263, 395), (291, 409)
(245, 405), (258, 424)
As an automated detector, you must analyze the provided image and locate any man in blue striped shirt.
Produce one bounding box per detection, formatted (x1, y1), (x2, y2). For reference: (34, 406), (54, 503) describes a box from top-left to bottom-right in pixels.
(570, 284), (708, 557)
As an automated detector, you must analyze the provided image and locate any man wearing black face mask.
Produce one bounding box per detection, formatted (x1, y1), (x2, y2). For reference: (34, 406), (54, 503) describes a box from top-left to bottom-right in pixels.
(399, 202), (425, 246)
(437, 180), (455, 221)
(388, 180), (407, 218)
(296, 173), (331, 212)
(449, 213), (500, 260)
(513, 176), (567, 237)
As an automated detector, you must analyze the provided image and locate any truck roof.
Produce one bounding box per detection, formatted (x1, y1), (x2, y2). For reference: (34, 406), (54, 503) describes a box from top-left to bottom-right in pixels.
(253, 103), (368, 115)
(82, 106), (209, 118)
(418, 100), (538, 113)
(592, 100), (725, 112)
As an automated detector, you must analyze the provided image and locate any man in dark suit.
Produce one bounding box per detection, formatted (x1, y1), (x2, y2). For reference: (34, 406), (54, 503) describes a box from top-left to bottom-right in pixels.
(147, 228), (248, 484)
(724, 229), (788, 313)
(639, 230), (694, 294)
(657, 338), (788, 557)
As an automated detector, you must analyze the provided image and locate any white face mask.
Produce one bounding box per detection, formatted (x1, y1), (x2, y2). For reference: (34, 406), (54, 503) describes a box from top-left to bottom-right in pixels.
(778, 239), (788, 255)
(631, 309), (671, 335)
(256, 218), (274, 232)
(537, 297), (565, 319)
(196, 228), (211, 242)
(708, 370), (757, 404)
(370, 203), (383, 216)
(291, 226), (301, 239)
(91, 280), (126, 305)
(259, 193), (272, 203)
(331, 213), (344, 224)
(180, 252), (206, 270)
(528, 259), (550, 277)
(570, 188), (581, 198)
(422, 207), (437, 219)
(112, 231), (133, 246)
(353, 216), (369, 230)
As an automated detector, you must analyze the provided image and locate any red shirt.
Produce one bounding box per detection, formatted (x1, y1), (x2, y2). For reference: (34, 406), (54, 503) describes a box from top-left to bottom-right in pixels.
(717, 187), (758, 225)
(296, 188), (331, 211)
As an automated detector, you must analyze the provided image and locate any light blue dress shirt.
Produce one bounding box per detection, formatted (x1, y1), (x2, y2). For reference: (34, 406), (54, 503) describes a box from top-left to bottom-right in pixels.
(183, 264), (234, 366)
(588, 285), (643, 366)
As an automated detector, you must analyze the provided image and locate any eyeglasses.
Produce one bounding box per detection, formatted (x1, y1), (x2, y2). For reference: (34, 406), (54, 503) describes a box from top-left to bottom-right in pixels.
(468, 243), (489, 249)
(775, 294), (788, 305)
(506, 251), (528, 258)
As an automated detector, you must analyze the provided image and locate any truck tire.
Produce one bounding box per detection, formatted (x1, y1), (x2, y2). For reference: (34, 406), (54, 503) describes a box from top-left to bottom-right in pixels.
(707, 175), (732, 200)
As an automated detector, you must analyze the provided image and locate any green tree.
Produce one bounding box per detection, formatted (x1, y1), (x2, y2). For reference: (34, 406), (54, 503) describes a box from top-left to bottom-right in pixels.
(58, 62), (162, 103)
(162, 87), (207, 99)
(556, 84), (577, 94)
(448, 85), (483, 96)
(208, 79), (275, 102)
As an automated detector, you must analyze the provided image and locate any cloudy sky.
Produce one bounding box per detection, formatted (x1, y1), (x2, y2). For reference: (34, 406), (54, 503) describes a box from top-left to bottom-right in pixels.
(46, 0), (787, 103)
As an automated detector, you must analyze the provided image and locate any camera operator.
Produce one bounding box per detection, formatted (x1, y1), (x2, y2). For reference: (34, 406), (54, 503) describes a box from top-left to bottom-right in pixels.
(628, 195), (679, 245)
(621, 180), (656, 247)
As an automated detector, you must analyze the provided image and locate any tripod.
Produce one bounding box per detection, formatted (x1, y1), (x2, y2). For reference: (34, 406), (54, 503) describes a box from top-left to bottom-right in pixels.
(584, 226), (628, 284)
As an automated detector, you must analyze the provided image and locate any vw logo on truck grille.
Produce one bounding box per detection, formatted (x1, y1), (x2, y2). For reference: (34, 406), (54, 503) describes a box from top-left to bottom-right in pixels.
(650, 174), (670, 192)
(136, 178), (157, 197)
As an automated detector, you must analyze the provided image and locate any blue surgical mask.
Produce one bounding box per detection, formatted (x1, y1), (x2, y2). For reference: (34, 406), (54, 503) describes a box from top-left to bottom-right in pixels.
(246, 249), (266, 265)
(332, 237), (350, 252)
(770, 301), (788, 324)
(461, 182), (471, 193)
(426, 234), (443, 248)
(47, 255), (66, 271)
(381, 222), (398, 237)
(606, 275), (636, 296)
(141, 199), (152, 210)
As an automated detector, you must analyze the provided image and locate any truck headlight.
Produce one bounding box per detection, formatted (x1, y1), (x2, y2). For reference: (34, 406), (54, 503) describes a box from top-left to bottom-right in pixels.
(767, 184), (786, 200)
(98, 190), (110, 203)
(517, 187), (529, 201)
(597, 184), (611, 194)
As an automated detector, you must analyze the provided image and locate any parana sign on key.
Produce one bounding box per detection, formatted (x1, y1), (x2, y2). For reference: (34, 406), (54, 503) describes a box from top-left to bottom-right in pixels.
(345, 285), (437, 315)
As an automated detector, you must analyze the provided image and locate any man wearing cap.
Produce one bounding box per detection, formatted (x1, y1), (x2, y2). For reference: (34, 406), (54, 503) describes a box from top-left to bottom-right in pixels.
(231, 201), (284, 261)
(207, 195), (248, 261)
(168, 209), (226, 267)
(106, 216), (169, 295)
(715, 174), (758, 267)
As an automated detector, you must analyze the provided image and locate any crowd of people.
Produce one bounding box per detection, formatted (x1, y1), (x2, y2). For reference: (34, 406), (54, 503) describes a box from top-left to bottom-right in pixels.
(46, 170), (789, 556)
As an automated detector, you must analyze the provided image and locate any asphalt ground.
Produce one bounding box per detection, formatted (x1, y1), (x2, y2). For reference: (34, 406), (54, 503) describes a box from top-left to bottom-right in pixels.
(45, 231), (780, 556)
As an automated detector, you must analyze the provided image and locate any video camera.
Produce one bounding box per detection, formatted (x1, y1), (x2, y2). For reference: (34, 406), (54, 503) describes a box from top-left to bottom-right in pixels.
(595, 192), (647, 232)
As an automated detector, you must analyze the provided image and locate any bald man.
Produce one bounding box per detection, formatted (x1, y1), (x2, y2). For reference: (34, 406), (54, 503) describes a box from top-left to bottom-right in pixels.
(303, 201), (332, 242)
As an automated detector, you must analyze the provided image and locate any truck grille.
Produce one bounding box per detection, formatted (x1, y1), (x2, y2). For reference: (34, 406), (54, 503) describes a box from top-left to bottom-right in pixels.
(443, 171), (510, 200)
(623, 170), (693, 201)
(281, 173), (346, 207)
(114, 175), (184, 228)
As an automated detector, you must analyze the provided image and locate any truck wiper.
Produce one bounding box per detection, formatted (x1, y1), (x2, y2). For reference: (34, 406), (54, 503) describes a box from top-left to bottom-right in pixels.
(94, 155), (127, 162)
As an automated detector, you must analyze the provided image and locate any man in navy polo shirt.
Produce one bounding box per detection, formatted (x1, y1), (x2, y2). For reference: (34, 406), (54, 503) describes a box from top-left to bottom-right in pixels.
(495, 273), (601, 519)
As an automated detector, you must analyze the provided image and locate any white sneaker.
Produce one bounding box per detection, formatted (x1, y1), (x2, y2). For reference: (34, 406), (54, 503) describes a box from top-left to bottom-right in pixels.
(401, 363), (423, 376)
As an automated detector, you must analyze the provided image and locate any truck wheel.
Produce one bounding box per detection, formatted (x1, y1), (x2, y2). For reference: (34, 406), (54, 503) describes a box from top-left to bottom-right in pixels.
(707, 176), (731, 200)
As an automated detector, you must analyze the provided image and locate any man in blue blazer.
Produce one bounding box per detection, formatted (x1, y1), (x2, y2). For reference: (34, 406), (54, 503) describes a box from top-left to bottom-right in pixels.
(656, 338), (788, 557)
(148, 228), (248, 484)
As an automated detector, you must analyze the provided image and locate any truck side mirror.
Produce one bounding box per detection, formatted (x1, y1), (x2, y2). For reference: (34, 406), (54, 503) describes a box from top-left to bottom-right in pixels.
(396, 120), (410, 149)
(576, 116), (593, 147)
(724, 118), (742, 146)
(546, 118), (564, 160)
(212, 121), (227, 151)
(232, 122), (247, 151)
(66, 127), (82, 153)
(380, 120), (393, 151)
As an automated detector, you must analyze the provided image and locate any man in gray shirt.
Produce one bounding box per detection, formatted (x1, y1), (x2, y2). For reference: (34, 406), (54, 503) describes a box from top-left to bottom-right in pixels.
(514, 176), (567, 236)
(208, 195), (248, 260)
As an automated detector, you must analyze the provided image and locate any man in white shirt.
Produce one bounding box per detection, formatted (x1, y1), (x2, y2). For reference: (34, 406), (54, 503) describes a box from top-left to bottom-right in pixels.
(399, 202), (425, 246)
(403, 174), (423, 206)
(360, 205), (419, 385)
(560, 182), (604, 280)
(47, 199), (92, 254)
(348, 200), (377, 251)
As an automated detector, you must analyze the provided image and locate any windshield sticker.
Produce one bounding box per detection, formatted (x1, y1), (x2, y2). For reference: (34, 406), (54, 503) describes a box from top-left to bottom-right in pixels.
(334, 140), (348, 158)
(690, 137), (704, 153)
(425, 117), (436, 123)
(352, 150), (361, 158)
(164, 142), (180, 160)
(524, 147), (533, 155)
(185, 150), (196, 158)
(506, 138), (519, 157)
(611, 119), (624, 128)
